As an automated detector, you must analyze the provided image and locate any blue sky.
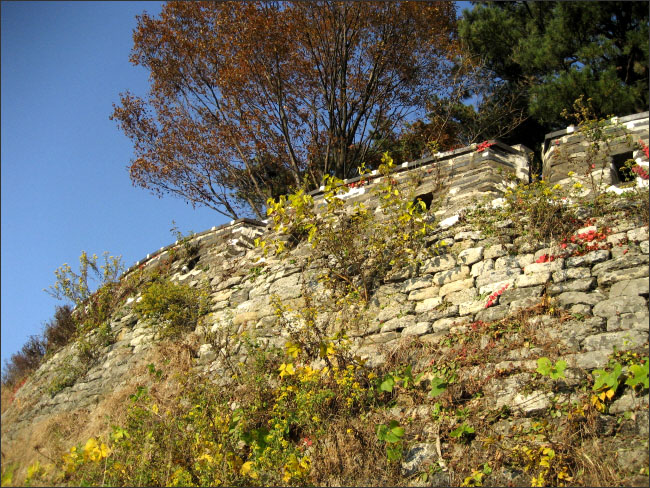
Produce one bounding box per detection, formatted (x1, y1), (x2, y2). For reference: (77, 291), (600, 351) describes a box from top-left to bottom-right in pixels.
(1, 1), (473, 367)
(0, 1), (229, 364)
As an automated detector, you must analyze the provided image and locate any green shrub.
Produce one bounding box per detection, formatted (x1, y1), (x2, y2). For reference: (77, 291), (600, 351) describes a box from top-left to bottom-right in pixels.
(134, 280), (209, 338)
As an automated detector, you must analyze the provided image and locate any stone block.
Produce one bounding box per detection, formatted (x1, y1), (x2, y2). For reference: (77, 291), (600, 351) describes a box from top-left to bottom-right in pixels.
(552, 267), (591, 283)
(517, 253), (536, 268)
(414, 296), (443, 313)
(609, 278), (650, 297)
(432, 265), (470, 286)
(593, 296), (648, 319)
(581, 330), (648, 352)
(565, 250), (610, 268)
(445, 288), (478, 305)
(597, 267), (649, 286)
(607, 232), (628, 247)
(547, 277), (597, 295)
(424, 305), (459, 321)
(628, 227), (649, 242)
(268, 274), (302, 300)
(421, 254), (456, 274)
(455, 230), (481, 241)
(494, 255), (519, 270)
(471, 259), (494, 277)
(641, 241), (649, 254)
(499, 285), (543, 306)
(402, 322), (433, 336)
(515, 272), (551, 288)
(457, 246), (484, 265)
(380, 315), (416, 333)
(524, 258), (564, 275)
(509, 297), (541, 312)
(367, 331), (400, 344)
(431, 316), (470, 333)
(475, 304), (509, 322)
(607, 311), (650, 332)
(484, 244), (507, 260)
(565, 350), (612, 370)
(475, 268), (522, 290)
(233, 311), (259, 325)
(407, 286), (440, 302)
(440, 278), (475, 297)
(592, 253), (649, 275)
(556, 291), (606, 307)
(401, 275), (434, 293)
(458, 299), (485, 316)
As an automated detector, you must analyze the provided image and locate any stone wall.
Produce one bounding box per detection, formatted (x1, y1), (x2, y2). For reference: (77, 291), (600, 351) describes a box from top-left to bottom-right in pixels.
(2, 116), (649, 484)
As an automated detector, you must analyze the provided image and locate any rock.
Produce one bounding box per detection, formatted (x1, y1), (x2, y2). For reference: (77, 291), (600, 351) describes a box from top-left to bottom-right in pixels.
(414, 297), (443, 313)
(457, 247), (484, 265)
(471, 259), (494, 277)
(233, 311), (259, 325)
(458, 299), (486, 316)
(581, 330), (648, 352)
(401, 443), (438, 476)
(475, 268), (522, 290)
(627, 227), (649, 242)
(565, 350), (612, 369)
(515, 272), (551, 288)
(445, 288), (477, 305)
(421, 254), (457, 274)
(609, 391), (649, 414)
(440, 278), (475, 297)
(552, 267), (591, 283)
(455, 230), (482, 241)
(484, 244), (507, 260)
(408, 286), (441, 302)
(432, 266), (471, 286)
(197, 344), (217, 364)
(475, 304), (509, 322)
(609, 278), (650, 297)
(523, 258), (564, 275)
(494, 255), (519, 270)
(597, 267), (649, 286)
(592, 253), (649, 275)
(268, 274), (302, 300)
(592, 296), (648, 319)
(402, 322), (433, 336)
(509, 297), (540, 312)
(641, 241), (649, 254)
(547, 277), (597, 295)
(499, 286), (543, 306)
(556, 291), (606, 307)
(381, 315), (416, 333)
(565, 250), (610, 267)
(402, 275), (434, 293)
(431, 316), (470, 333)
(606, 311), (650, 332)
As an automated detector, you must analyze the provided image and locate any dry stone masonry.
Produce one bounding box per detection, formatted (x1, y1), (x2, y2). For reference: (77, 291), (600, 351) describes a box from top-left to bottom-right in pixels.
(2, 114), (649, 484)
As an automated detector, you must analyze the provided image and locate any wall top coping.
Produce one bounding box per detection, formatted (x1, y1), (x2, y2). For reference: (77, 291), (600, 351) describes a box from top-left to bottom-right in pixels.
(542, 111), (649, 154)
(307, 139), (532, 199)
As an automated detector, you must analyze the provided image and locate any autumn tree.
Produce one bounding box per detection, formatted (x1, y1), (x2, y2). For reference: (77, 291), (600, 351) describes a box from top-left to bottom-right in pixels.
(111, 1), (458, 219)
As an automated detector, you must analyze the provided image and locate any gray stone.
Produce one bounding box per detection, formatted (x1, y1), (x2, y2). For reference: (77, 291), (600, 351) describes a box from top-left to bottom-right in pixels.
(609, 391), (649, 414)
(607, 232), (628, 247)
(197, 344), (217, 364)
(475, 304), (509, 322)
(524, 258), (564, 275)
(445, 288), (477, 305)
(607, 311), (650, 332)
(455, 230), (481, 241)
(565, 250), (610, 267)
(592, 253), (649, 275)
(458, 299), (486, 316)
(641, 241), (649, 254)
(425, 305), (459, 321)
(401, 443), (438, 476)
(457, 246), (484, 265)
(421, 254), (456, 274)
(494, 256), (519, 270)
(556, 291), (606, 307)
(517, 253), (535, 268)
(471, 259), (494, 277)
(597, 266), (649, 286)
(401, 275), (434, 293)
(547, 277), (597, 295)
(515, 272), (551, 288)
(565, 350), (612, 370)
(229, 287), (250, 305)
(475, 268), (522, 289)
(628, 227), (649, 242)
(381, 315), (416, 333)
(581, 330), (648, 352)
(593, 295), (648, 319)
(407, 286), (440, 302)
(432, 265), (470, 286)
(440, 278), (474, 297)
(609, 278), (650, 297)
(499, 286), (543, 306)
(367, 331), (400, 344)
(414, 297), (443, 313)
(431, 316), (470, 332)
(553, 268), (591, 283)
(268, 274), (302, 300)
(402, 322), (433, 336)
(484, 244), (507, 259)
(570, 304), (592, 316)
(509, 297), (541, 312)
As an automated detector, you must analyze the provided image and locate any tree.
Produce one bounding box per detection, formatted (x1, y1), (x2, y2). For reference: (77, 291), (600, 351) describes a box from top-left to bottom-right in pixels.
(459, 1), (649, 130)
(111, 1), (458, 219)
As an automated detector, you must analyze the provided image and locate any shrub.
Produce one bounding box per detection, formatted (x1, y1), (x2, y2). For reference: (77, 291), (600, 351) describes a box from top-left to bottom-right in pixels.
(1, 335), (46, 387)
(42, 305), (78, 354)
(134, 280), (209, 338)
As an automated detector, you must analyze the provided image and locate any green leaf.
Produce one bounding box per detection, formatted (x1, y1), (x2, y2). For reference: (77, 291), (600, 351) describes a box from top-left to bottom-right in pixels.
(380, 375), (395, 393)
(428, 376), (447, 398)
(625, 360), (649, 389)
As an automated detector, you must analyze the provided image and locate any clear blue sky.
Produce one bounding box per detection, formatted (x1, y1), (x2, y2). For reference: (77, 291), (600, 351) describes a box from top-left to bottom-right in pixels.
(0, 1), (229, 365)
(1, 1), (473, 368)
